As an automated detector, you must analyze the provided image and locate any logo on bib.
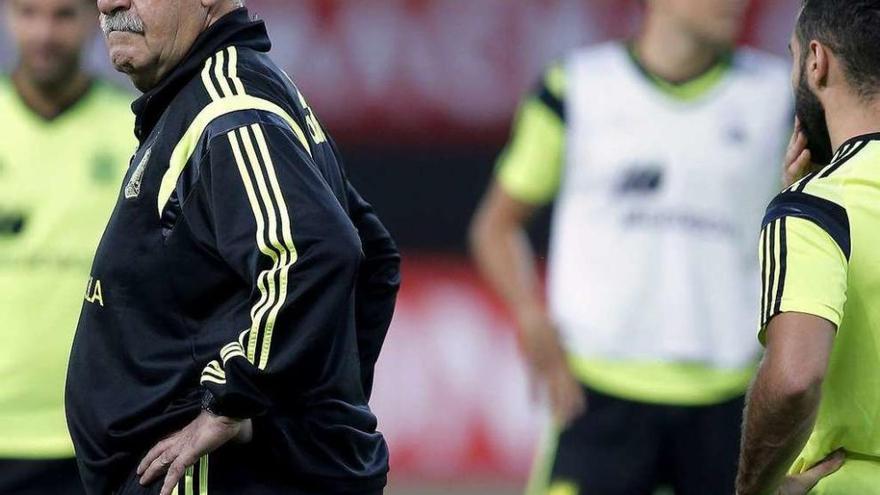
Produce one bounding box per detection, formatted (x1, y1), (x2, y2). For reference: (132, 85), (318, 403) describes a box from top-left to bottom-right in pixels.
(125, 147), (152, 199)
(616, 164), (664, 195)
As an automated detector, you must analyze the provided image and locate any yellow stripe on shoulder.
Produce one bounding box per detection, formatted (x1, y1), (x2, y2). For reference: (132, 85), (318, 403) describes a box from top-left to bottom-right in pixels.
(157, 94), (313, 216)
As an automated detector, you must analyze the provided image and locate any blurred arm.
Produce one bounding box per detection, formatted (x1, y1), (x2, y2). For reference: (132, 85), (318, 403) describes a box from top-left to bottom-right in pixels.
(469, 62), (584, 424)
(469, 62), (565, 326)
(470, 182), (544, 330)
(736, 313), (835, 495)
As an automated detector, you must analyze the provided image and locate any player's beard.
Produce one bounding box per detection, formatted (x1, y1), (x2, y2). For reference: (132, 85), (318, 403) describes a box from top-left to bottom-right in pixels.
(18, 49), (81, 93)
(795, 68), (834, 165)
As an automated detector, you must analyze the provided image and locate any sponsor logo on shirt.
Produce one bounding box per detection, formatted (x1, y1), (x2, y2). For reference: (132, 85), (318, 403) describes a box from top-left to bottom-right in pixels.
(84, 277), (105, 307)
(92, 152), (118, 185)
(0, 209), (25, 237)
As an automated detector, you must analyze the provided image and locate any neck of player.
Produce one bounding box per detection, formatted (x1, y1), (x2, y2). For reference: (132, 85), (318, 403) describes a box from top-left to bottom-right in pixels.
(825, 91), (880, 153)
(12, 67), (92, 121)
(634, 15), (725, 84)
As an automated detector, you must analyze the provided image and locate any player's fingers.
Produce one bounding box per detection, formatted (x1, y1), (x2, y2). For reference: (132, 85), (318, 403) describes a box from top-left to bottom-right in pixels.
(158, 445), (202, 495)
(803, 450), (845, 483)
(551, 372), (582, 426)
(159, 460), (188, 495)
(794, 130), (808, 151)
(783, 149), (812, 188)
(785, 129), (799, 162)
(139, 447), (177, 486)
(788, 117), (799, 146)
(790, 149), (812, 177)
(785, 450), (845, 494)
(785, 131), (807, 167)
(137, 437), (176, 476)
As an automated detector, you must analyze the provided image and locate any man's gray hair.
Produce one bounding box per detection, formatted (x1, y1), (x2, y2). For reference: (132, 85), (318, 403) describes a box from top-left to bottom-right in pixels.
(231, 0), (245, 6)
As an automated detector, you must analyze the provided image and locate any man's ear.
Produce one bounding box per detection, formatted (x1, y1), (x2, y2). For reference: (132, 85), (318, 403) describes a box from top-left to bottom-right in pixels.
(809, 40), (831, 90)
(201, 0), (221, 9)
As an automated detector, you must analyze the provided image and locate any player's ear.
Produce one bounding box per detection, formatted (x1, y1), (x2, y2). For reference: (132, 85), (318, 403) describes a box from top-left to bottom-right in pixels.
(808, 40), (831, 90)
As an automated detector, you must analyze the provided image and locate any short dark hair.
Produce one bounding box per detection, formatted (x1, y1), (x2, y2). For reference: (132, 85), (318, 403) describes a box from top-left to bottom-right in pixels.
(797, 0), (880, 99)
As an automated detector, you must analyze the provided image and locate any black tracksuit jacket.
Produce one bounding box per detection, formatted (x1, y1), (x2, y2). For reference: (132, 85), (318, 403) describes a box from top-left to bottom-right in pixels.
(65, 9), (400, 494)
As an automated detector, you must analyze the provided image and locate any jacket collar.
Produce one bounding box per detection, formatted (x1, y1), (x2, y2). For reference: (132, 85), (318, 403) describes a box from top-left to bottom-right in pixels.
(132, 8), (271, 141)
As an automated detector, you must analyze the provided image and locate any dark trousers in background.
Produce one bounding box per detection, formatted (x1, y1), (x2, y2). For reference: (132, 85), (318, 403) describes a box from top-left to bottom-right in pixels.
(540, 386), (745, 495)
(0, 458), (86, 495)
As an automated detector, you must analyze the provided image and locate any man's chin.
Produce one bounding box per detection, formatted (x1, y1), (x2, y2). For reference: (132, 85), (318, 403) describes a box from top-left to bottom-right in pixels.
(108, 44), (142, 74)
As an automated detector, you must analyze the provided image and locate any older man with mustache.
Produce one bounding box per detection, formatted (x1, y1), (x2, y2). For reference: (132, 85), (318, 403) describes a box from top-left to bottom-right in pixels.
(64, 1), (400, 494)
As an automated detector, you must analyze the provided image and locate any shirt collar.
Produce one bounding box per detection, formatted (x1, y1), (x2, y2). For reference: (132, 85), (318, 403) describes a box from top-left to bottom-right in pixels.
(131, 8), (271, 141)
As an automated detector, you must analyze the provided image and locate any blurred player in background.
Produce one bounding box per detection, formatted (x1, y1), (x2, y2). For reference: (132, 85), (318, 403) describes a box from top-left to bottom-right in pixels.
(471, 0), (795, 493)
(0, 0), (134, 493)
(737, 1), (880, 493)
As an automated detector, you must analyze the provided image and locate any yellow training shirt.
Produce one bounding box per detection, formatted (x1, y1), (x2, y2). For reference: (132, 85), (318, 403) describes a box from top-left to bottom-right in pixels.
(759, 133), (880, 489)
(0, 77), (134, 458)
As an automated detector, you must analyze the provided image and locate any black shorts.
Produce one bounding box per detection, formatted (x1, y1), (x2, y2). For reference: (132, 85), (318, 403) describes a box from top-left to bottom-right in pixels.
(0, 457), (86, 495)
(114, 443), (384, 495)
(531, 386), (745, 495)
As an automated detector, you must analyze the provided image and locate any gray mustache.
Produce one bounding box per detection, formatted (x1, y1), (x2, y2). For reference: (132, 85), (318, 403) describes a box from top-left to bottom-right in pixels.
(99, 11), (145, 36)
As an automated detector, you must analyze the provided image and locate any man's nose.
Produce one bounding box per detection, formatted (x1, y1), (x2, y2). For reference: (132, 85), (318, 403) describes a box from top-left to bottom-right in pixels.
(96, 0), (132, 16)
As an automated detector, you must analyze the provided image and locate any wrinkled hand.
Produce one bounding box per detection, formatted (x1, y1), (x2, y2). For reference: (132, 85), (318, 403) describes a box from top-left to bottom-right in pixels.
(782, 118), (813, 189)
(137, 411), (253, 495)
(518, 307), (586, 427)
(776, 450), (845, 495)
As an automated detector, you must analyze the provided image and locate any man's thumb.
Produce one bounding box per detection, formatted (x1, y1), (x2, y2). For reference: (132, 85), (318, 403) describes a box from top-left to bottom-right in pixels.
(799, 450), (846, 487)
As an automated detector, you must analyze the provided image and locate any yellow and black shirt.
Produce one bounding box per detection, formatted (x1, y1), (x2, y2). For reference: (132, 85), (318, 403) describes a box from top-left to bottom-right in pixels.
(759, 133), (880, 490)
(64, 9), (400, 494)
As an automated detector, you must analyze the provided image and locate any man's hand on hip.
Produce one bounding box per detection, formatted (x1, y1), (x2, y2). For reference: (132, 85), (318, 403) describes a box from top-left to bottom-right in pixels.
(775, 451), (845, 495)
(137, 411), (253, 495)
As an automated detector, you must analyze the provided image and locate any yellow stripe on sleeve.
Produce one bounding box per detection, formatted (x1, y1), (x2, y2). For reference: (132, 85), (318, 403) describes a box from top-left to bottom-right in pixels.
(251, 124), (298, 369)
(213, 49), (234, 98)
(201, 57), (220, 101)
(158, 94), (313, 216)
(228, 47), (246, 95)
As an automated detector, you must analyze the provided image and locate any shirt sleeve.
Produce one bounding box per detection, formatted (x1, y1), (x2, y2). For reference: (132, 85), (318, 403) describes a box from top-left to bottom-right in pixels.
(495, 63), (567, 206)
(758, 191), (850, 344)
(197, 116), (366, 418)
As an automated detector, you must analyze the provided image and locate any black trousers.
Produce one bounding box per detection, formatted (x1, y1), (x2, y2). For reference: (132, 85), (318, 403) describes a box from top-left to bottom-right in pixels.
(539, 386), (745, 495)
(115, 444), (384, 495)
(0, 458), (86, 495)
